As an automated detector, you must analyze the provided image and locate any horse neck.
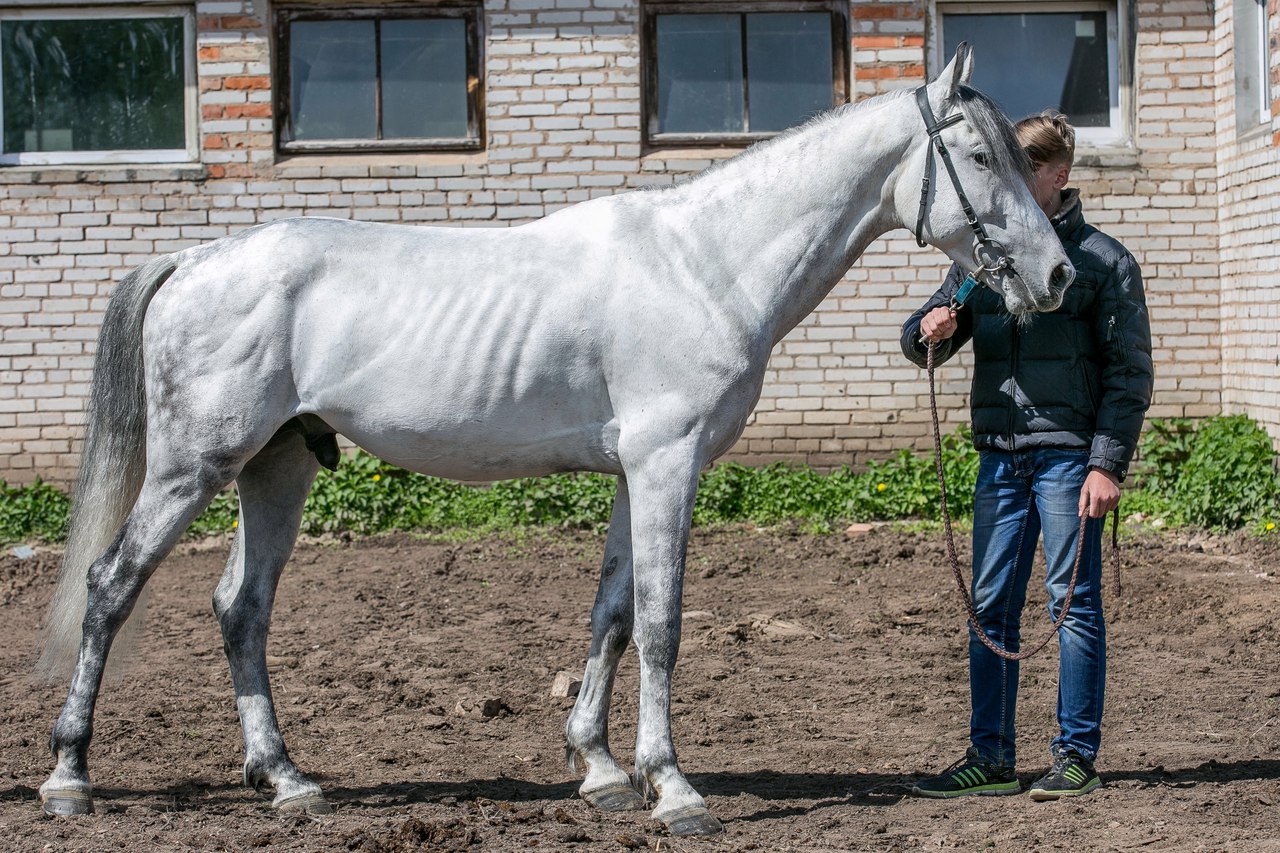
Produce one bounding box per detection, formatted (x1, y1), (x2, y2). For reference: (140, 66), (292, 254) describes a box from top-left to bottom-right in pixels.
(666, 96), (917, 344)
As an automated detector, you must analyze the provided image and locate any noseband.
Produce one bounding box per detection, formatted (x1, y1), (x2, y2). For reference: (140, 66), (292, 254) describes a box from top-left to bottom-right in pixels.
(912, 86), (1015, 283)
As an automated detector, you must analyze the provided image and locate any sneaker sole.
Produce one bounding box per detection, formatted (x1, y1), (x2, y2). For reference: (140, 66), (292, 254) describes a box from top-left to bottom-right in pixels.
(1028, 777), (1102, 801)
(912, 782), (1022, 799)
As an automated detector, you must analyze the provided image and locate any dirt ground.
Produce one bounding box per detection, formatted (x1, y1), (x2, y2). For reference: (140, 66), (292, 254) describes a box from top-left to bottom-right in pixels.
(1, 523), (1278, 852)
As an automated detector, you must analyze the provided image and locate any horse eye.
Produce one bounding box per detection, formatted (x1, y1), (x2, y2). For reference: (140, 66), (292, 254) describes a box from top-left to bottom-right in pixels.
(973, 151), (990, 168)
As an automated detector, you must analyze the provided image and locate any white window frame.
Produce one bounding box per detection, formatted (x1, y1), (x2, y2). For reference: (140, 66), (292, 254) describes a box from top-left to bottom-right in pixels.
(1234, 0), (1271, 139)
(931, 0), (1130, 149)
(0, 5), (198, 166)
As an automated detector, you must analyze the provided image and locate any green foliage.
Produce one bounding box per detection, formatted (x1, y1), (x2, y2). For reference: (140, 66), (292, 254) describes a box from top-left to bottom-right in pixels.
(185, 489), (239, 538)
(1133, 418), (1196, 496)
(1170, 415), (1278, 531)
(1133, 415), (1280, 532)
(2, 416), (1275, 544)
(0, 478), (70, 544)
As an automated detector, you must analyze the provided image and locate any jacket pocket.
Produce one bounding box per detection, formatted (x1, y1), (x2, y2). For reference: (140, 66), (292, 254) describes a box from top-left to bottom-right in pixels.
(1106, 314), (1130, 367)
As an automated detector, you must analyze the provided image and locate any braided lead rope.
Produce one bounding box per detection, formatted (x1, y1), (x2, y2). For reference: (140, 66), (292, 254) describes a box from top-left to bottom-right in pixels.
(927, 339), (1084, 661)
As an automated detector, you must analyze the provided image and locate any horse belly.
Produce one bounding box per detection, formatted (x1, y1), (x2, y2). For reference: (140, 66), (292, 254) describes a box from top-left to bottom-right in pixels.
(328, 396), (623, 481)
(297, 311), (620, 480)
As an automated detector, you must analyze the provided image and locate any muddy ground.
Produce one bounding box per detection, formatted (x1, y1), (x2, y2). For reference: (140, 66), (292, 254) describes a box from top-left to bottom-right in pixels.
(1, 523), (1278, 852)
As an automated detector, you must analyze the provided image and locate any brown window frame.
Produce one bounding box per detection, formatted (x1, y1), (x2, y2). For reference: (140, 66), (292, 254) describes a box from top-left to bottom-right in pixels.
(274, 2), (484, 154)
(641, 1), (850, 149)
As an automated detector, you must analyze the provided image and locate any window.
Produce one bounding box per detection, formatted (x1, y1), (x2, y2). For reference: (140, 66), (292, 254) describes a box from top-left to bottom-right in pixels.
(642, 2), (849, 146)
(275, 5), (483, 153)
(1235, 0), (1271, 138)
(935, 2), (1127, 147)
(0, 7), (196, 166)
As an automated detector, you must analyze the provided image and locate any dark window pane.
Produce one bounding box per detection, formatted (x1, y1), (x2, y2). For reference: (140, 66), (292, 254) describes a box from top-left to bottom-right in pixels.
(656, 14), (744, 134)
(382, 18), (468, 138)
(2, 17), (185, 153)
(943, 12), (1111, 127)
(290, 20), (376, 141)
(746, 12), (832, 132)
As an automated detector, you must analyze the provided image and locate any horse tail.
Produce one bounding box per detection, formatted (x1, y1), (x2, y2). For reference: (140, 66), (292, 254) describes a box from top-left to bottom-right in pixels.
(35, 253), (180, 683)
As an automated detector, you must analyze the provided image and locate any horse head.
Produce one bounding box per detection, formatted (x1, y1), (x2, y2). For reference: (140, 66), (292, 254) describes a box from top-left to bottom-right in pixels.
(895, 43), (1074, 315)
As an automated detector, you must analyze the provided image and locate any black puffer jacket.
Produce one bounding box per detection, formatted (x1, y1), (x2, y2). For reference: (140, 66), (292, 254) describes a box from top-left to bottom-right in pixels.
(900, 190), (1154, 480)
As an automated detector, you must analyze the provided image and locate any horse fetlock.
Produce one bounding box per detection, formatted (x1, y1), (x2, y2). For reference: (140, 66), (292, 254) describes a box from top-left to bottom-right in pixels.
(579, 758), (645, 813)
(631, 767), (657, 804)
(573, 745), (639, 810)
(248, 759), (330, 814)
(564, 742), (585, 775)
(650, 781), (720, 836)
(243, 755), (308, 795)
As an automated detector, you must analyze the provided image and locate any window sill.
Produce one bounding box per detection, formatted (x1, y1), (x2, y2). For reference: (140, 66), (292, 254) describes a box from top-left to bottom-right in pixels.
(640, 146), (743, 163)
(272, 150), (489, 173)
(0, 163), (207, 185)
(1234, 122), (1273, 146)
(1072, 144), (1140, 169)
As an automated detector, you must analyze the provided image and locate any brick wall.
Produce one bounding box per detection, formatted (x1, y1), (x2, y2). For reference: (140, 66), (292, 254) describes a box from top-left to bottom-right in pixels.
(0, 0), (1273, 486)
(1213, 0), (1280, 447)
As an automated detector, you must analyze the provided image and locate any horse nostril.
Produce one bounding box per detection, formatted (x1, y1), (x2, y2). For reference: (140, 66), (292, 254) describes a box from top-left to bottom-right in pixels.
(1051, 262), (1074, 290)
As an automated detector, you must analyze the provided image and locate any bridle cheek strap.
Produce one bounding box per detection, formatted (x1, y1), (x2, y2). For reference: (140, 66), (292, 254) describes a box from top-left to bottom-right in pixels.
(913, 88), (965, 248)
(912, 86), (1013, 279)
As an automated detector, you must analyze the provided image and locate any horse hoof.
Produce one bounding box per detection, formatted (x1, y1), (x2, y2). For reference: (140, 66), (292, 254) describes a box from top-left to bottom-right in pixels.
(41, 788), (94, 816)
(275, 791), (332, 815)
(661, 806), (724, 837)
(581, 784), (646, 812)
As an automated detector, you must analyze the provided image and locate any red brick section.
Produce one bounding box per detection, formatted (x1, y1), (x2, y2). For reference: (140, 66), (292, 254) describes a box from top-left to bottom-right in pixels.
(1271, 0), (1280, 144)
(197, 9), (273, 179)
(852, 2), (926, 88)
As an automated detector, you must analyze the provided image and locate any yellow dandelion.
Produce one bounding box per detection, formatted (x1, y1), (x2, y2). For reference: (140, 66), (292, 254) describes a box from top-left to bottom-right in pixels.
(1267, 522), (1276, 531)
(232, 519), (238, 529)
(876, 482), (886, 492)
(373, 473), (381, 481)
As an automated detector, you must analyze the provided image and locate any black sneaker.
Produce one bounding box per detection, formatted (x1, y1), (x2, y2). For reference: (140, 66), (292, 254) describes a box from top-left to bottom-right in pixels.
(911, 748), (1021, 798)
(1028, 750), (1101, 800)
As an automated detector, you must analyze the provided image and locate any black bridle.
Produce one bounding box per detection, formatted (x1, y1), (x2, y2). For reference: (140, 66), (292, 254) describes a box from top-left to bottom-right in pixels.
(911, 86), (1015, 284)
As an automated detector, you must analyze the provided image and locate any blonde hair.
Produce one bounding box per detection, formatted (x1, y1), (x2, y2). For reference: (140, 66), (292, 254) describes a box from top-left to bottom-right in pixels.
(1015, 110), (1075, 169)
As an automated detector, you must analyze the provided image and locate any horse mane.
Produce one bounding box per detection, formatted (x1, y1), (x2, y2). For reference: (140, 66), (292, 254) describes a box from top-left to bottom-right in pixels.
(656, 89), (911, 192)
(951, 84), (1033, 187)
(664, 83), (1031, 193)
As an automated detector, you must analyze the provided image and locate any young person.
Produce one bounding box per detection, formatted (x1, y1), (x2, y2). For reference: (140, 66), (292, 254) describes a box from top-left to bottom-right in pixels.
(900, 111), (1153, 800)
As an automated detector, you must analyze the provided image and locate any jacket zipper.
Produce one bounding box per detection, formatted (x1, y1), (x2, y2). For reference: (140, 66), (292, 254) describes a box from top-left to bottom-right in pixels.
(1107, 314), (1129, 365)
(1008, 321), (1019, 449)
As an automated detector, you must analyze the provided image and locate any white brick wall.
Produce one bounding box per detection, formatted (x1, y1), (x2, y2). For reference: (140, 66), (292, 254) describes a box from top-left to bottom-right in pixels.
(1212, 0), (1280, 448)
(0, 0), (1274, 486)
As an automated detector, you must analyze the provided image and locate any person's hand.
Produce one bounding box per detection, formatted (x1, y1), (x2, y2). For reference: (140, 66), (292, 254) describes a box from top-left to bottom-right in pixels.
(1079, 467), (1121, 519)
(920, 306), (958, 343)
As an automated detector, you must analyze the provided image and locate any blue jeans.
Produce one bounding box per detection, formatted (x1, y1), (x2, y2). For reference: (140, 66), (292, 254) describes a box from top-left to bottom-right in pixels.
(969, 449), (1106, 768)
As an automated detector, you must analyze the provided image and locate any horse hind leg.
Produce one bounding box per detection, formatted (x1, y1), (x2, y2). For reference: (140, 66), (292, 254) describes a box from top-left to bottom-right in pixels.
(211, 431), (326, 813)
(565, 477), (646, 812)
(40, 458), (233, 815)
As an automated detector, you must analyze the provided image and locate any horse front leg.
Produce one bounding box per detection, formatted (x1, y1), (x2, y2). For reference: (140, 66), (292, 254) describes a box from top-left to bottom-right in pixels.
(566, 476), (646, 811)
(624, 441), (723, 837)
(213, 435), (327, 812)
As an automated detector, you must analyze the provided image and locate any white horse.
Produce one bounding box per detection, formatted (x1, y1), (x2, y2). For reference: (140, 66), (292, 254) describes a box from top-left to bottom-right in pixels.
(36, 46), (1071, 835)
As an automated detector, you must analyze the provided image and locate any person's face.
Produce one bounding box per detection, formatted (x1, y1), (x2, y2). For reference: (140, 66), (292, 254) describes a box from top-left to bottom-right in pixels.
(1030, 157), (1071, 216)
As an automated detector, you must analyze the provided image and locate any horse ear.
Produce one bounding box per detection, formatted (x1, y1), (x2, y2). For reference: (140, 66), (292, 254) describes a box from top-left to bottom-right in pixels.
(945, 42), (974, 96)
